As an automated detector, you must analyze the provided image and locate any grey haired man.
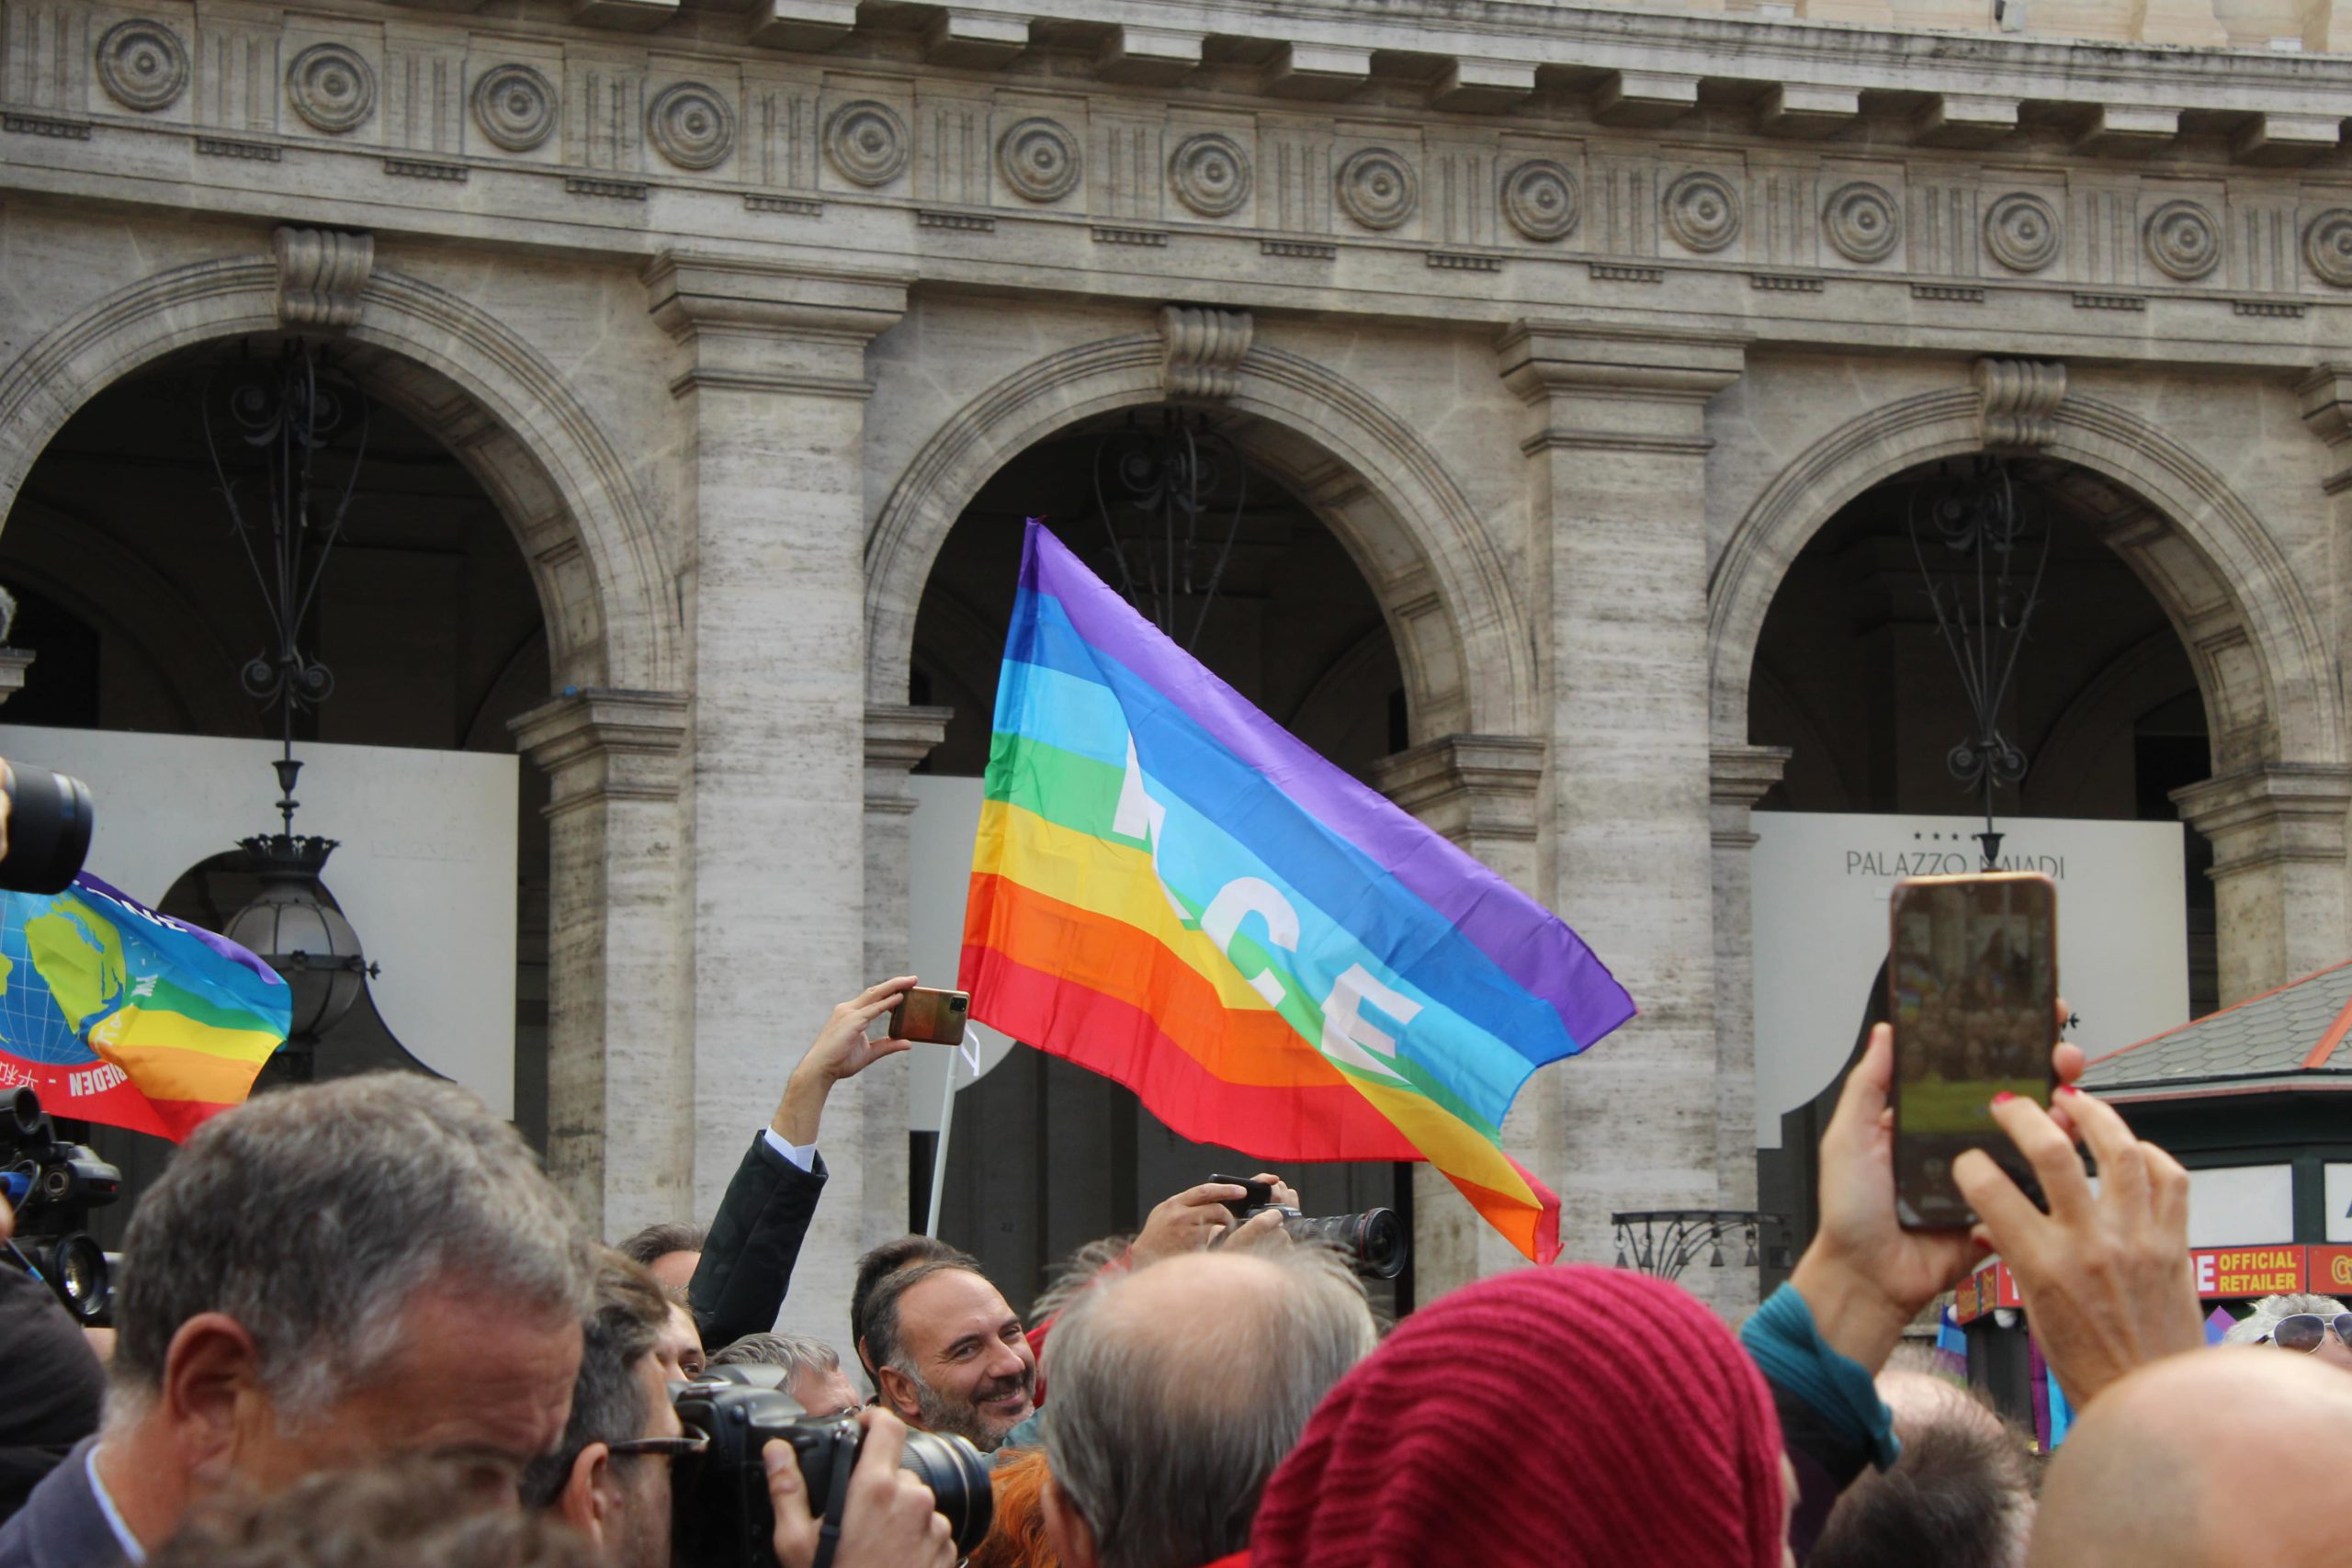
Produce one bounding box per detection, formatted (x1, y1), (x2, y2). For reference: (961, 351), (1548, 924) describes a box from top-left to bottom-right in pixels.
(0, 1073), (600, 1568)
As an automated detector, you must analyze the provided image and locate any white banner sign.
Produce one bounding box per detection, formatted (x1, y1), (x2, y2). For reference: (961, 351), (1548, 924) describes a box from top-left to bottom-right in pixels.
(1749, 812), (2188, 1147)
(0, 724), (518, 1114)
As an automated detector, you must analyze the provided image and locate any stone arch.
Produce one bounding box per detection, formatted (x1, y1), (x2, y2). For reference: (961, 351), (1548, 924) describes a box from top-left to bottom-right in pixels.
(1708, 388), (2341, 776)
(0, 253), (676, 693)
(865, 333), (1532, 744)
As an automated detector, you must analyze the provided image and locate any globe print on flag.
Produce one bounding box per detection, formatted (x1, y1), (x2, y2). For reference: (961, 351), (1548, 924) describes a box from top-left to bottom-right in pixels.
(0, 893), (108, 1068)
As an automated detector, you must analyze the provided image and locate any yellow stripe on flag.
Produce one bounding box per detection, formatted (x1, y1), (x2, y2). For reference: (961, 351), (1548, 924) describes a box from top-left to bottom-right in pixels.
(978, 798), (1290, 1019)
(88, 1005), (286, 1064)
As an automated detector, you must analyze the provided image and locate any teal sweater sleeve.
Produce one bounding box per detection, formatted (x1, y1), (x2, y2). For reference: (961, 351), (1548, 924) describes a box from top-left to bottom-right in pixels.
(1740, 1281), (1902, 1472)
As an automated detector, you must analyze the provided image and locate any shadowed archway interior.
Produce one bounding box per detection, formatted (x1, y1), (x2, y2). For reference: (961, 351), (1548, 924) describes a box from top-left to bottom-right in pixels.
(1747, 455), (2215, 1291)
(0, 340), (558, 1237)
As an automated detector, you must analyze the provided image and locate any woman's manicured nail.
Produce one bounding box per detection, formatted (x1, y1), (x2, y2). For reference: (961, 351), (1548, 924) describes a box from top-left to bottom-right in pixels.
(1991, 1090), (2016, 1106)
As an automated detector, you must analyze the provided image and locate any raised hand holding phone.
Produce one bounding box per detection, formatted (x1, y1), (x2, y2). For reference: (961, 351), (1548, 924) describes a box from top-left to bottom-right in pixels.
(1887, 873), (2059, 1230)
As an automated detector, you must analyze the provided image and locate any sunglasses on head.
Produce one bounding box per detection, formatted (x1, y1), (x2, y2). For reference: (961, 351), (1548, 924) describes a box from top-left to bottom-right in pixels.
(2258, 1313), (2352, 1354)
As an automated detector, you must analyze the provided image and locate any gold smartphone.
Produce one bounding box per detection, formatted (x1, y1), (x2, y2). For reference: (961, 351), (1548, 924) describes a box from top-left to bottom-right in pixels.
(888, 986), (970, 1047)
(1887, 873), (2057, 1230)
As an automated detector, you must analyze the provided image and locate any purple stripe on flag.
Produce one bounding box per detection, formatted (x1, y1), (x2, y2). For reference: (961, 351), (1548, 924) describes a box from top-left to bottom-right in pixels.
(1023, 523), (1634, 1050)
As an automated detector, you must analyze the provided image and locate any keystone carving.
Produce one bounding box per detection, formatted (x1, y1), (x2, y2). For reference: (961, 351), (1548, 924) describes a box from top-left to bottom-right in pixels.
(1973, 357), (2066, 450)
(274, 227), (374, 332)
(1160, 306), (1253, 400)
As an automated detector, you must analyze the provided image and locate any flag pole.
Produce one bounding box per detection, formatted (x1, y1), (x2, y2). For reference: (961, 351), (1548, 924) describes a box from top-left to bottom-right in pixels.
(923, 1048), (961, 1238)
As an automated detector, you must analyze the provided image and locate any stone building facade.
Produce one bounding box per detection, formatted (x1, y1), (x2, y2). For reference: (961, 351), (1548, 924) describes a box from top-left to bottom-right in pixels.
(5, 0), (2352, 1332)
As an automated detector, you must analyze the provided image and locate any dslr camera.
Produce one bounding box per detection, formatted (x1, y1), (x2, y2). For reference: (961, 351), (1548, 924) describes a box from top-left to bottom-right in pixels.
(1211, 1173), (1408, 1281)
(1, 1086), (122, 1323)
(670, 1363), (992, 1568)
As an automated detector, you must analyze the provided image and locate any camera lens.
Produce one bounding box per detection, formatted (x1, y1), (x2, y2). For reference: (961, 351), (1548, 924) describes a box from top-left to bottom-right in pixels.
(0, 765), (94, 896)
(6, 1087), (43, 1142)
(1351, 1208), (1407, 1280)
(897, 1430), (994, 1554)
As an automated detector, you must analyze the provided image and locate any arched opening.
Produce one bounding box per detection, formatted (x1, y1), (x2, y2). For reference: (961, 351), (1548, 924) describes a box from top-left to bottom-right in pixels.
(0, 339), (559, 1240)
(910, 413), (1418, 1316)
(1741, 454), (2222, 1267)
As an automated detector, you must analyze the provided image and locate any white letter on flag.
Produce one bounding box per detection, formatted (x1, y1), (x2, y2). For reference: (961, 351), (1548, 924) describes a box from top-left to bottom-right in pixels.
(1200, 878), (1301, 1008)
(1319, 964), (1419, 1083)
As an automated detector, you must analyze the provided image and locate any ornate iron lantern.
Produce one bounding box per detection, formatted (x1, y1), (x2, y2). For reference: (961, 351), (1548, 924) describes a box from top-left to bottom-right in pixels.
(1905, 457), (2052, 869)
(201, 341), (379, 1068)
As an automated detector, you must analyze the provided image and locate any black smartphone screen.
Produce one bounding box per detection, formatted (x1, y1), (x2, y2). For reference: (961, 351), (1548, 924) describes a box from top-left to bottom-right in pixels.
(1889, 874), (2057, 1230)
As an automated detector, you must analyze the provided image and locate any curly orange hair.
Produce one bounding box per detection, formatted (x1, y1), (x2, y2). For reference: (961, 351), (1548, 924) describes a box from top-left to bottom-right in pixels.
(968, 1449), (1062, 1568)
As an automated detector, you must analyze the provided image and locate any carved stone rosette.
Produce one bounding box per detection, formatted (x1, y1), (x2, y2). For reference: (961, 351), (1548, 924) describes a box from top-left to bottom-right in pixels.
(825, 100), (910, 187)
(1664, 171), (1742, 253)
(1501, 160), (1578, 243)
(1984, 192), (2062, 273)
(1160, 306), (1253, 400)
(95, 19), (188, 113)
(472, 64), (557, 152)
(1973, 357), (2066, 450)
(997, 118), (1082, 203)
(1823, 181), (1900, 264)
(286, 43), (376, 135)
(647, 83), (736, 171)
(1169, 132), (1251, 218)
(274, 227), (373, 332)
(2143, 199), (2221, 281)
(1335, 148), (1418, 231)
(2304, 209), (2352, 288)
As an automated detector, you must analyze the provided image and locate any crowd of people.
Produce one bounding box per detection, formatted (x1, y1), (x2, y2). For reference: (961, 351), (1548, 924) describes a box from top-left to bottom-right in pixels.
(3, 974), (2349, 1568)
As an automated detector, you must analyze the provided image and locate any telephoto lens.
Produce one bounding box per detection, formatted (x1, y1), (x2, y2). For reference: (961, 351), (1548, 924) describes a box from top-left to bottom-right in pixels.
(670, 1364), (993, 1568)
(0, 762), (94, 895)
(1288, 1208), (1408, 1280)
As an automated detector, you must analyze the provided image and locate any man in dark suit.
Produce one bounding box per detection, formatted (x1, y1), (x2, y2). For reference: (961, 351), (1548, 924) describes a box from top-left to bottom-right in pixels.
(621, 977), (921, 1352)
(0, 1074), (599, 1568)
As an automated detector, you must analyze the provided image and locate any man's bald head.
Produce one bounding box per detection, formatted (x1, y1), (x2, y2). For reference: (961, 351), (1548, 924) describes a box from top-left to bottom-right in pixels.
(2030, 1348), (2352, 1568)
(1041, 1246), (1375, 1568)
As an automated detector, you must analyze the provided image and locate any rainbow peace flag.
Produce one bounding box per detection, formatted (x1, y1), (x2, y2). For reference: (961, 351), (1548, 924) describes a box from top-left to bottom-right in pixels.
(0, 874), (290, 1141)
(959, 523), (1635, 1261)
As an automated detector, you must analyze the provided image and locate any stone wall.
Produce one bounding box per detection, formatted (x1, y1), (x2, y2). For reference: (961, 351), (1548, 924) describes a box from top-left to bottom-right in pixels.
(3, 0), (2350, 1330)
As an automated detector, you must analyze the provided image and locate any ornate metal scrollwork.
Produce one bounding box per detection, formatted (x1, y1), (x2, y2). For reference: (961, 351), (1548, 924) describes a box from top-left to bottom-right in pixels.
(1906, 457), (2052, 866)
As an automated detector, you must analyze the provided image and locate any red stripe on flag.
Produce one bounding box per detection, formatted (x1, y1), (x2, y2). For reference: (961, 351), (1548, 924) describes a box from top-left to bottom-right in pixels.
(971, 942), (1562, 1260)
(966, 942), (1422, 1160)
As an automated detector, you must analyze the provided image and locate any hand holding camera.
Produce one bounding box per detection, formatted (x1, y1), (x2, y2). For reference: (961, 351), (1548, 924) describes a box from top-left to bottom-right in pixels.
(766, 1408), (955, 1568)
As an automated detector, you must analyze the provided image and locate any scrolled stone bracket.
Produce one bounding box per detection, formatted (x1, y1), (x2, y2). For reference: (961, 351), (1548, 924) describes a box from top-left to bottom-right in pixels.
(510, 687), (691, 819)
(1973, 357), (2066, 451)
(2295, 364), (2352, 493)
(273, 227), (374, 333)
(1159, 305), (1253, 400)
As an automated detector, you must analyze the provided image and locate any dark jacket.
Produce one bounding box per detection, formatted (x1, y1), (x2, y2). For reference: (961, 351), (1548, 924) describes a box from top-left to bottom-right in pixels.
(0, 1266), (103, 1527)
(0, 1441), (121, 1568)
(687, 1134), (828, 1350)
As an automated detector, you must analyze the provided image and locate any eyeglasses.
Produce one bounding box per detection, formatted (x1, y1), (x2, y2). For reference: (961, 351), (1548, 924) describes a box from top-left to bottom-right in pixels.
(2258, 1313), (2352, 1354)
(605, 1426), (711, 1462)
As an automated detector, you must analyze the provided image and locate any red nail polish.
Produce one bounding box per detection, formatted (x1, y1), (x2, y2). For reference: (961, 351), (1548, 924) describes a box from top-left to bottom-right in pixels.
(1991, 1090), (2016, 1106)
(2054, 1084), (2080, 1097)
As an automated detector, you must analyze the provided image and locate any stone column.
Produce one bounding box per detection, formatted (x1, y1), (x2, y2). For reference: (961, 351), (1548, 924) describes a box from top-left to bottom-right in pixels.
(643, 253), (909, 1343)
(510, 687), (692, 1238)
(2171, 766), (2352, 1001)
(1370, 734), (1547, 1296)
(1497, 321), (1747, 1308)
(1710, 745), (1790, 1244)
(862, 702), (953, 1246)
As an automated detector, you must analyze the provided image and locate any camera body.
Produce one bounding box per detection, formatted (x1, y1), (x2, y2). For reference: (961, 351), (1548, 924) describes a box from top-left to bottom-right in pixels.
(670, 1364), (992, 1568)
(1210, 1175), (1408, 1281)
(1, 1086), (122, 1322)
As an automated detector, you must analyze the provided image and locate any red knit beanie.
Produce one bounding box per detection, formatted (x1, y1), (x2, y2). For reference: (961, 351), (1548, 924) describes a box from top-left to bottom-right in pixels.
(1248, 1265), (1787, 1568)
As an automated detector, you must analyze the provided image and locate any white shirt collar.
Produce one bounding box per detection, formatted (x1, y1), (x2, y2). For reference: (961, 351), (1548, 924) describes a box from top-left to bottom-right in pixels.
(85, 1445), (146, 1565)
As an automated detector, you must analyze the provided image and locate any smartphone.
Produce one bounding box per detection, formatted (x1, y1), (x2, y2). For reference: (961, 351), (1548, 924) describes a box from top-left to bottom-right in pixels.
(1887, 872), (2057, 1230)
(888, 987), (970, 1047)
